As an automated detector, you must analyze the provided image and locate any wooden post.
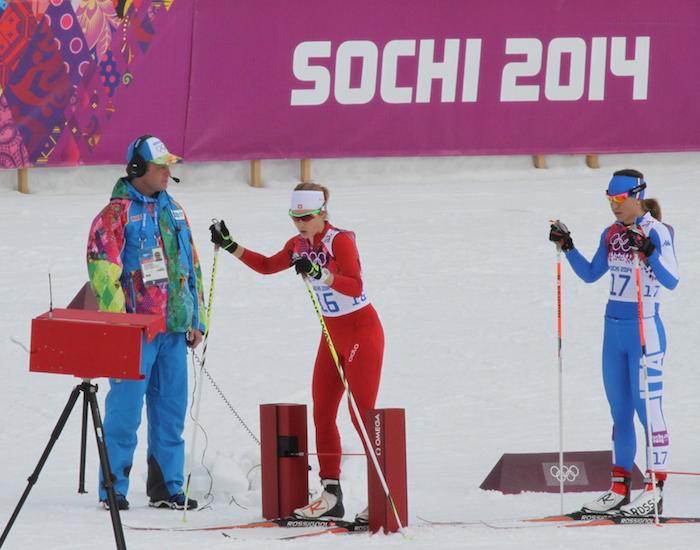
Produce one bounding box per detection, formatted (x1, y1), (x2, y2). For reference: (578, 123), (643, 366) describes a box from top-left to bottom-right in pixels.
(532, 155), (546, 169)
(249, 159), (262, 187)
(300, 159), (312, 183)
(585, 154), (600, 169)
(17, 168), (29, 194)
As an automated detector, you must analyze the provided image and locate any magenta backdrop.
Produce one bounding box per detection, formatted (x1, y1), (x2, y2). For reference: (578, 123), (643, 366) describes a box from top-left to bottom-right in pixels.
(2, 0), (700, 167)
(184, 0), (700, 160)
(81, 1), (194, 165)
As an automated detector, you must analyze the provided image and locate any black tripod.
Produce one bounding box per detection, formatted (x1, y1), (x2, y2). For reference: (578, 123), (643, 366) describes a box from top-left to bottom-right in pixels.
(0, 381), (126, 549)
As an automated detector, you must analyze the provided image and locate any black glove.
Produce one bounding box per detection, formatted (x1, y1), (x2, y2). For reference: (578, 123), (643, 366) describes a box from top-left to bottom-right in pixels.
(549, 220), (574, 251)
(292, 257), (322, 279)
(626, 227), (655, 256)
(209, 220), (238, 253)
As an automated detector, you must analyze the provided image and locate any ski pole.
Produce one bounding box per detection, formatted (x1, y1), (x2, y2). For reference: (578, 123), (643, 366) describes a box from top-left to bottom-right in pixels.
(550, 220), (567, 514)
(183, 244), (219, 522)
(633, 251), (660, 525)
(556, 246), (565, 514)
(300, 277), (407, 536)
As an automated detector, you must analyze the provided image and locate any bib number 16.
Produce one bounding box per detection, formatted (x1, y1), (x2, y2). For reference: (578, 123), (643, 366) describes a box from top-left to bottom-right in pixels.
(315, 291), (339, 314)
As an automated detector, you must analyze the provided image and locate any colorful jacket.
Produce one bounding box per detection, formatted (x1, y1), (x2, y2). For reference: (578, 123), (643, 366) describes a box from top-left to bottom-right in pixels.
(87, 178), (206, 334)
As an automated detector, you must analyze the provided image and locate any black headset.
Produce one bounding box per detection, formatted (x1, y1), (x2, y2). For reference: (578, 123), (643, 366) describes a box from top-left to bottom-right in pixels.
(126, 134), (153, 179)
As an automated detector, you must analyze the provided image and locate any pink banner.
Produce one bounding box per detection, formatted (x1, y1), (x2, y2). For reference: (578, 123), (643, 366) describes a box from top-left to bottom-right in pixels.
(186, 0), (700, 160)
(1, 0), (699, 167)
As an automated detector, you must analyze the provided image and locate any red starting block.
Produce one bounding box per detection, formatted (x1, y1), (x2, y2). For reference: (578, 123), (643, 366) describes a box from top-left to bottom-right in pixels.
(259, 403), (408, 533)
(365, 408), (408, 533)
(260, 404), (309, 519)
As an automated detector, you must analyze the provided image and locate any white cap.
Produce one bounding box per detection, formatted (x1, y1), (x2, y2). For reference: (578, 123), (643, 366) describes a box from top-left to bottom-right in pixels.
(290, 190), (325, 212)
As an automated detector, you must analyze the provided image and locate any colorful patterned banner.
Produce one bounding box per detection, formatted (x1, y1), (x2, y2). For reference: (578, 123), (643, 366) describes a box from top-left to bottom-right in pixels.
(1, 1), (699, 168)
(0, 0), (185, 168)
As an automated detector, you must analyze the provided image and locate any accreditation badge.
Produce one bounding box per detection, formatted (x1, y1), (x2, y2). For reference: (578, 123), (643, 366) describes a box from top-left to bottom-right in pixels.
(140, 246), (168, 285)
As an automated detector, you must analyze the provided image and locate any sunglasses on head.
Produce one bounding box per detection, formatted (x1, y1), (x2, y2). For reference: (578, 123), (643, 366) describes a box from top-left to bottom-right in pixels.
(289, 207), (323, 222)
(606, 181), (646, 204)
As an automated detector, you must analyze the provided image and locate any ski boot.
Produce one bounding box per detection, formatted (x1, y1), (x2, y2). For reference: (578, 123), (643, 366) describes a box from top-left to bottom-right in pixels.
(581, 466), (631, 514)
(354, 506), (369, 525)
(293, 478), (344, 520)
(620, 472), (665, 516)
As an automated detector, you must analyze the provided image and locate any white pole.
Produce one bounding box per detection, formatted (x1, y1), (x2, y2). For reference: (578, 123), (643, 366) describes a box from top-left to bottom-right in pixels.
(182, 247), (219, 521)
(633, 251), (660, 524)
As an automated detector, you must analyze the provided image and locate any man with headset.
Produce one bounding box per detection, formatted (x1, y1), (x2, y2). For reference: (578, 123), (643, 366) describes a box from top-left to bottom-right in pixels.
(87, 135), (206, 511)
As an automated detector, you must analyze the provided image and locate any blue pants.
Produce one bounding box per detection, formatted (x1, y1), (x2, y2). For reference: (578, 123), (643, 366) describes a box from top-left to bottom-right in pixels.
(99, 332), (188, 501)
(602, 315), (669, 472)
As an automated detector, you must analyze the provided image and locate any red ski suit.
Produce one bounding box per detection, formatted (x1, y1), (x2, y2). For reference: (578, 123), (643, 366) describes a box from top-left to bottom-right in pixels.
(239, 223), (384, 479)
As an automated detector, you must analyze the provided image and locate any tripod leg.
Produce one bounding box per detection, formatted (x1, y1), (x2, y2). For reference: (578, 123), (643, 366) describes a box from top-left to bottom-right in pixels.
(85, 383), (127, 550)
(0, 384), (83, 548)
(78, 389), (89, 493)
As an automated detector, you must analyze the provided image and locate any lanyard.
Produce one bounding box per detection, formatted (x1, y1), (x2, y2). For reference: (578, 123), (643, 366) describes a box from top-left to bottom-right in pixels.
(139, 199), (160, 248)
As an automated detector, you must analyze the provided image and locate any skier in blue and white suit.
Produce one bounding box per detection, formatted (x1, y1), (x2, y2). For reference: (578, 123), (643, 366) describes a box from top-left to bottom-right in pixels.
(549, 169), (678, 516)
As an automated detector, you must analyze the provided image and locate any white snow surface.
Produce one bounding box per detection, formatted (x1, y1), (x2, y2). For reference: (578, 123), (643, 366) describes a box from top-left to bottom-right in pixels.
(1, 153), (700, 549)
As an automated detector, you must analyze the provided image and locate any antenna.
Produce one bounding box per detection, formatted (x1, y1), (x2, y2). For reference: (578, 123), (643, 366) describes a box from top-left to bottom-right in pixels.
(48, 273), (53, 315)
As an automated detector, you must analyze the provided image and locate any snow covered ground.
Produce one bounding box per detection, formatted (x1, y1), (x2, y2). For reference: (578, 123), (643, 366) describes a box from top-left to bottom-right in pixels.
(2, 152), (700, 549)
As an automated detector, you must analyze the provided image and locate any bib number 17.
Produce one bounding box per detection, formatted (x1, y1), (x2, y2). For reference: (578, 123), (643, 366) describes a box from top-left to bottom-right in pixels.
(610, 273), (631, 296)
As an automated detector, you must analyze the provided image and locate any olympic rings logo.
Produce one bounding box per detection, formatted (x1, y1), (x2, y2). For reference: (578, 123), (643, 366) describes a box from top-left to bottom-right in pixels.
(609, 232), (631, 252)
(300, 250), (328, 266)
(549, 464), (580, 482)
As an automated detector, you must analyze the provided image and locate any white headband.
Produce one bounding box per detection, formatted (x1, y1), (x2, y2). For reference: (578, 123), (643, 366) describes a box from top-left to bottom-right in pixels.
(290, 190), (325, 211)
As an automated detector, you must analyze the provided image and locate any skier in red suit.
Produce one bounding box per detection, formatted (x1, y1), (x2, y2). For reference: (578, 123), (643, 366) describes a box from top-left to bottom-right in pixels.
(210, 182), (384, 524)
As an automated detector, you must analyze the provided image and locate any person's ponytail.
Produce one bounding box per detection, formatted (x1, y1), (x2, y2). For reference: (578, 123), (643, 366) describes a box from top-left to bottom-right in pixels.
(642, 198), (662, 221)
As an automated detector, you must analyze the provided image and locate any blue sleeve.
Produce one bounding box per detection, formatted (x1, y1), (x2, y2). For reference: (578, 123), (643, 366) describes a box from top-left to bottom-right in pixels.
(646, 227), (679, 290)
(565, 229), (609, 283)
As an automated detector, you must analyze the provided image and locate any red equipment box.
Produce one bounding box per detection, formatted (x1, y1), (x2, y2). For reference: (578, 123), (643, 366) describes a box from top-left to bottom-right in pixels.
(29, 309), (164, 380)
